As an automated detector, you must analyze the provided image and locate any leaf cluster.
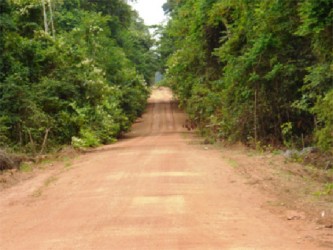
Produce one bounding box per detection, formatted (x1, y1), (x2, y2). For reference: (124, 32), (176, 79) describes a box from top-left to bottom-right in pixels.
(160, 0), (332, 151)
(0, 0), (155, 152)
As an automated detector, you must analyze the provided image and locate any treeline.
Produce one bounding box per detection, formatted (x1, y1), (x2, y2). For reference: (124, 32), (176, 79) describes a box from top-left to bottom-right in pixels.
(0, 0), (157, 153)
(159, 0), (332, 151)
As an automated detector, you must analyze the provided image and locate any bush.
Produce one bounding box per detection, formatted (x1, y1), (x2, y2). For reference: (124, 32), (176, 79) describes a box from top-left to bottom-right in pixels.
(0, 149), (20, 171)
(71, 129), (100, 149)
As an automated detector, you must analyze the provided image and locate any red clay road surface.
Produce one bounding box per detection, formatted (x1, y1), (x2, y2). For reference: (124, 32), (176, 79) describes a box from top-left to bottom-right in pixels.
(0, 87), (329, 249)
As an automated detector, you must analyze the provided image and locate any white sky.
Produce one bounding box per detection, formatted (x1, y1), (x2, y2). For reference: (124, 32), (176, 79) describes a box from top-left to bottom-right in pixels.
(129, 0), (167, 26)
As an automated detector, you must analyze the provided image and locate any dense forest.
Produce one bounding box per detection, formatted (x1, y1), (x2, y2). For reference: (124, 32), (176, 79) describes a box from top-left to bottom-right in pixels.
(159, 0), (332, 152)
(0, 0), (157, 153)
(0, 0), (332, 159)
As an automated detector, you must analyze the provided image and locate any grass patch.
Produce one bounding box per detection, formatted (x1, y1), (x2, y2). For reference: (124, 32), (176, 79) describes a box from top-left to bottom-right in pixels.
(314, 183), (333, 196)
(44, 176), (58, 187)
(31, 176), (58, 198)
(228, 159), (239, 168)
(272, 150), (282, 155)
(62, 156), (72, 168)
(41, 159), (52, 165)
(19, 163), (32, 172)
(64, 162), (72, 168)
(247, 152), (256, 157)
(32, 189), (42, 197)
(266, 200), (285, 207)
(277, 170), (294, 181)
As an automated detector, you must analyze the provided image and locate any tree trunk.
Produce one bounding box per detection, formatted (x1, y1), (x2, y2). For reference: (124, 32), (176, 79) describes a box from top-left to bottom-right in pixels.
(39, 128), (50, 155)
(28, 130), (36, 156)
(47, 0), (55, 38)
(41, 0), (48, 33)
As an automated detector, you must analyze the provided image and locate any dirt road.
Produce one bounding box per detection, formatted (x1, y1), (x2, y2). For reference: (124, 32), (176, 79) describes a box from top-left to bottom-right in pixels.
(0, 87), (330, 249)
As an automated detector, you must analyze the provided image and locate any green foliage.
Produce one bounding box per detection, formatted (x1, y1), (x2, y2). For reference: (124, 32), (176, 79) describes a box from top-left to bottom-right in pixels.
(160, 0), (333, 152)
(19, 162), (32, 172)
(314, 183), (333, 196)
(313, 89), (333, 151)
(0, 0), (155, 152)
(72, 129), (100, 149)
(281, 122), (293, 148)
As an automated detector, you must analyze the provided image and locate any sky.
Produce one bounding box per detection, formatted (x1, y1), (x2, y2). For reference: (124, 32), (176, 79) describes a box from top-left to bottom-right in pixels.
(129, 0), (167, 26)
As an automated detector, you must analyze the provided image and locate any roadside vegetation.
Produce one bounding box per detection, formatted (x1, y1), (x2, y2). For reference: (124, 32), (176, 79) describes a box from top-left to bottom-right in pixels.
(0, 0), (157, 166)
(158, 0), (332, 160)
(1, 0), (332, 176)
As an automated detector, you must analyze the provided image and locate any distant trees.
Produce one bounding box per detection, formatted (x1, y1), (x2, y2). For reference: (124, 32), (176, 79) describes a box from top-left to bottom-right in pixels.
(159, 0), (332, 151)
(0, 0), (157, 152)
